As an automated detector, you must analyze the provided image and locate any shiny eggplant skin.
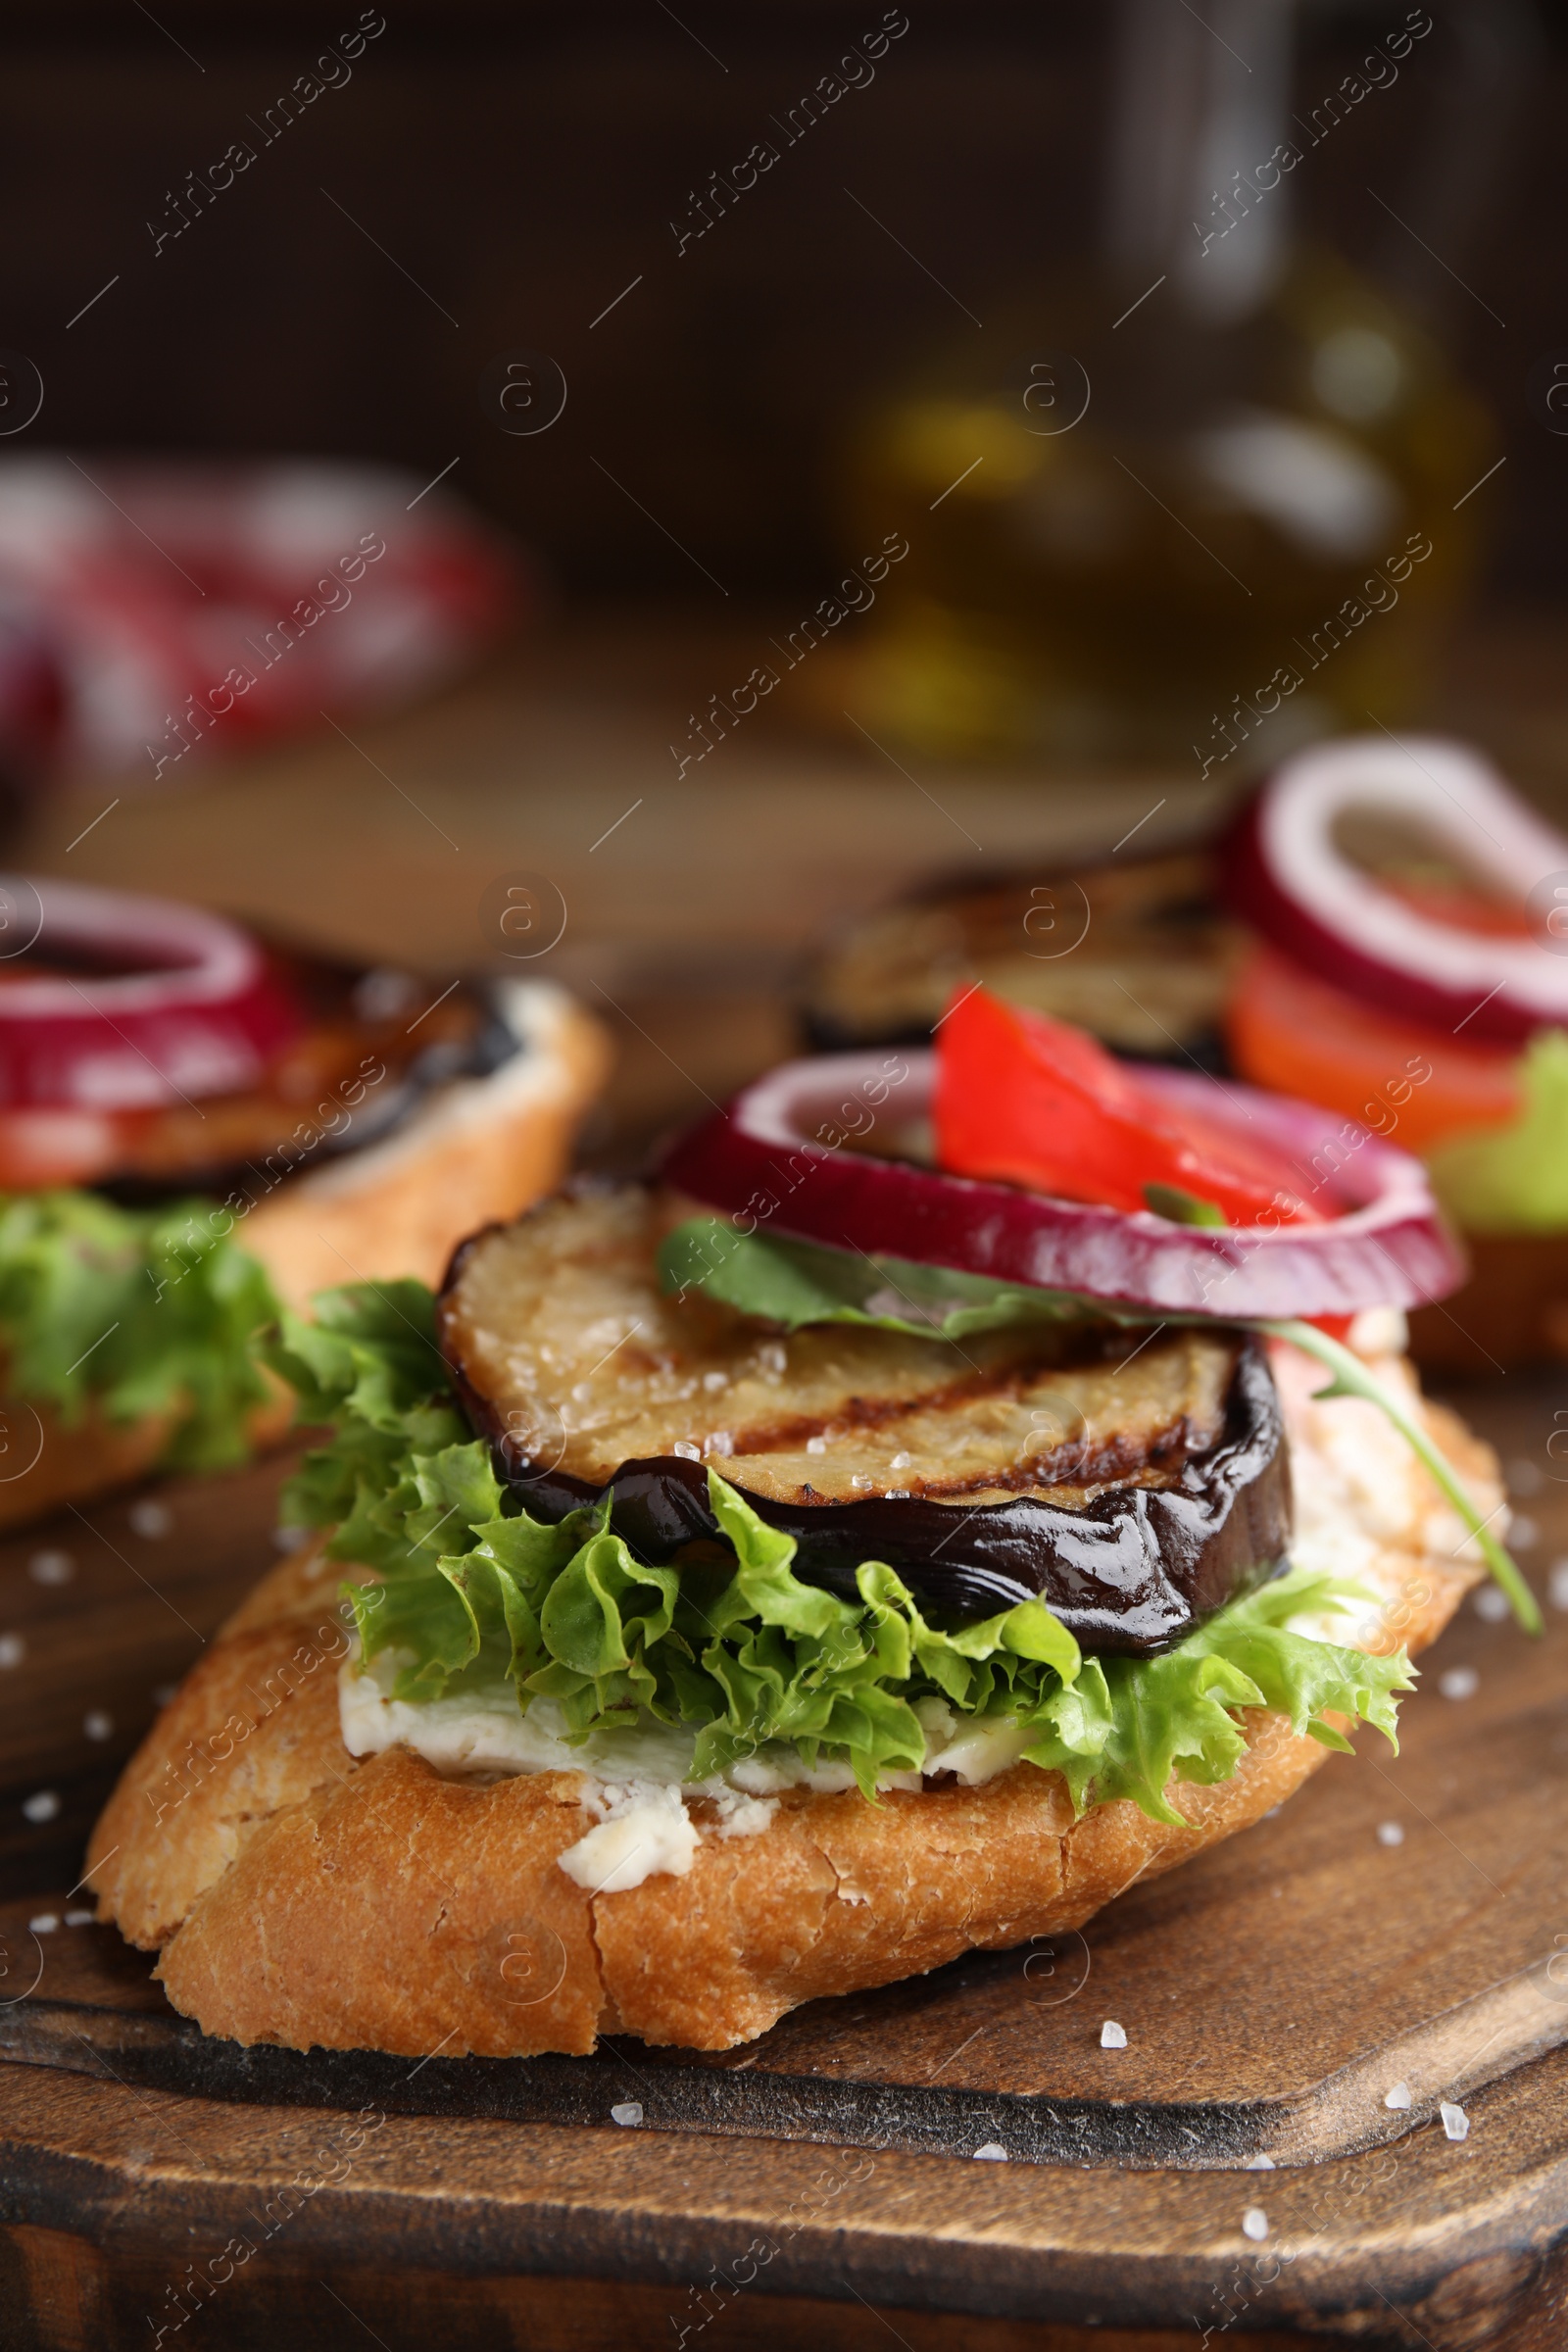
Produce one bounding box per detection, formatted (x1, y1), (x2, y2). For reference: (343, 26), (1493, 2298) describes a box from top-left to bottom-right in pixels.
(449, 1339), (1291, 1657)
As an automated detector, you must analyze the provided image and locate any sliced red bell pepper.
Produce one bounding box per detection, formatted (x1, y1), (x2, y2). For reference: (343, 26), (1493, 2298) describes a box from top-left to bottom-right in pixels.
(933, 986), (1323, 1228)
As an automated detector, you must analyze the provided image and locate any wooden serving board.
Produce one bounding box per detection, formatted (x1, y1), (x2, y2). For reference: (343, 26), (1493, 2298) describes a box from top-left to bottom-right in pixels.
(2, 1377), (1567, 2348)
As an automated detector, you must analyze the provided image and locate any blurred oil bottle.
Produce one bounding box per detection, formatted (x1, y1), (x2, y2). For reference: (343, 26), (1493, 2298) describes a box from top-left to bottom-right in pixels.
(842, 0), (1531, 767)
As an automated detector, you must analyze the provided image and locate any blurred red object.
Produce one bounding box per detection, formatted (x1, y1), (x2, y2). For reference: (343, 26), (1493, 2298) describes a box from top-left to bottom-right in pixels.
(0, 457), (520, 777)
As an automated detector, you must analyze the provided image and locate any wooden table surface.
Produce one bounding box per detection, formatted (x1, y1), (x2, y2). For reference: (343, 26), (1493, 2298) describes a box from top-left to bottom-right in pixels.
(2, 611), (1567, 2350)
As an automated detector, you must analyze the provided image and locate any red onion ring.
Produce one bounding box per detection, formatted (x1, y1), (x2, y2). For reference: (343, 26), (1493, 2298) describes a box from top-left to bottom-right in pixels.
(0, 876), (302, 1109)
(1222, 735), (1568, 1046)
(662, 1049), (1465, 1320)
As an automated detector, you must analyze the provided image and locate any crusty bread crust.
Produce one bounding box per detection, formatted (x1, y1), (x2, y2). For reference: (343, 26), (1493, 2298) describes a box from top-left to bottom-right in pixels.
(0, 1381), (300, 1538)
(240, 981), (610, 1307)
(0, 983), (607, 1534)
(88, 1350), (1499, 2056)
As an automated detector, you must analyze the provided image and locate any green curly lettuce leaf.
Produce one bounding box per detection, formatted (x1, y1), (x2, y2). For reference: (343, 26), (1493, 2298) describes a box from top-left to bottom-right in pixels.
(1018, 1569), (1414, 1825)
(275, 1282), (1414, 1820)
(0, 1189), (280, 1470)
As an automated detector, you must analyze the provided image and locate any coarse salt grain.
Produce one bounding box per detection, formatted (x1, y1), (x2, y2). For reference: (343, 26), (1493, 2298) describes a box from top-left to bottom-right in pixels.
(1244, 2154), (1276, 2170)
(890, 1452), (912, 1470)
(610, 2101), (643, 2127)
(1384, 2082), (1411, 2110)
(1548, 1560), (1568, 1612)
(672, 1442), (701, 1462)
(1377, 1822), (1404, 1846)
(23, 1790), (59, 1823)
(27, 1549), (73, 1587)
(353, 967), (418, 1020)
(1100, 2020), (1127, 2049)
(128, 1498), (172, 1539)
(1473, 1585), (1511, 1622)
(65, 1909), (94, 1928)
(1506, 1458), (1544, 1497)
(973, 2142), (1008, 2161)
(0, 1633), (24, 1668)
(1439, 1667), (1479, 1701)
(83, 1710), (114, 1741)
(1508, 1515), (1540, 1551)
(806, 1436), (827, 1454)
(1242, 2207), (1269, 2241)
(28, 1913), (58, 1935)
(1441, 2102), (1469, 2141)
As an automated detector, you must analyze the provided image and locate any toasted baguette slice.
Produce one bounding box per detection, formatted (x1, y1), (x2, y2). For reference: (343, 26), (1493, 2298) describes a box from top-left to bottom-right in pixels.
(0, 982), (608, 1533)
(88, 1346), (1497, 2057)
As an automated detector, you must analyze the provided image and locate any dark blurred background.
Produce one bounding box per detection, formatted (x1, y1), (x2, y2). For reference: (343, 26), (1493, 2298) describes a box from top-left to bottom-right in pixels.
(10, 0), (1567, 601)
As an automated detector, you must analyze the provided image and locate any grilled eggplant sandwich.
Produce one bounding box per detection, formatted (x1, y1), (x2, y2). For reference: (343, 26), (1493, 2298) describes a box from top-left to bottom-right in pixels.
(91, 991), (1535, 2057)
(0, 875), (605, 1526)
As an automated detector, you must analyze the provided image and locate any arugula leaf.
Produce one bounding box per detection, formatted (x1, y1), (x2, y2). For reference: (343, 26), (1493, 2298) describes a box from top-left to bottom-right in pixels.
(1260, 1317), (1540, 1636)
(658, 1215), (1143, 1341)
(1144, 1182), (1228, 1227)
(275, 1287), (1415, 1822)
(0, 1189), (280, 1469)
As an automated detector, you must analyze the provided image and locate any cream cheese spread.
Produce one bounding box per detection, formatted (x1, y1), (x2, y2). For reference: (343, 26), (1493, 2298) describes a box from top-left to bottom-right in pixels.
(338, 1652), (1038, 1890)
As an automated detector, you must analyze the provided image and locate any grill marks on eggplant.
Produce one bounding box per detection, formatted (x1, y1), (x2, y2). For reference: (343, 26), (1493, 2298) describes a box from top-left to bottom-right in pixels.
(440, 1186), (1230, 1506)
(724, 1344), (1230, 1508)
(439, 1186), (1294, 1652)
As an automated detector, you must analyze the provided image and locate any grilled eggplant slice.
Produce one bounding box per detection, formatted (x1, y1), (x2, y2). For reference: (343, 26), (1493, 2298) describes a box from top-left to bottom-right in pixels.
(805, 847), (1245, 1063)
(439, 1185), (1291, 1653)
